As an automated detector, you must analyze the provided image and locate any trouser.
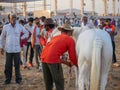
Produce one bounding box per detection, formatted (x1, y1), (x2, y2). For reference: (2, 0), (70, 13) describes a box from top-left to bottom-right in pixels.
(21, 45), (27, 66)
(42, 62), (64, 90)
(4, 52), (22, 83)
(26, 42), (34, 63)
(112, 41), (117, 63)
(33, 45), (42, 68)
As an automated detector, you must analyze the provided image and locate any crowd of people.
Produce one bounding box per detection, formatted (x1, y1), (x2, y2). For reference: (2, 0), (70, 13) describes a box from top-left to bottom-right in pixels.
(0, 13), (120, 90)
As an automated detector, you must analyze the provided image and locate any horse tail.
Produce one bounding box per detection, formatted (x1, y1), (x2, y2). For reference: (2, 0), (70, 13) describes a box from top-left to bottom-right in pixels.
(90, 36), (103, 90)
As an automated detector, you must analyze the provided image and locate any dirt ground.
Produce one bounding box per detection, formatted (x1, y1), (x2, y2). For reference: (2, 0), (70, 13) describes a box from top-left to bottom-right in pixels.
(0, 30), (120, 90)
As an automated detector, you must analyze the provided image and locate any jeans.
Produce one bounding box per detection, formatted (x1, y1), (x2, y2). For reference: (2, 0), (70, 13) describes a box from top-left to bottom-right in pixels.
(26, 42), (34, 63)
(33, 45), (42, 68)
(112, 41), (117, 63)
(42, 62), (64, 90)
(4, 52), (22, 83)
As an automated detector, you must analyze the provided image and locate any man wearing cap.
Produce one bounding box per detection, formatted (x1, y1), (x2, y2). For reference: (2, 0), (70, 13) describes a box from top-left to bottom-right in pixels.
(40, 18), (55, 46)
(81, 14), (94, 30)
(41, 22), (78, 90)
(0, 13), (28, 84)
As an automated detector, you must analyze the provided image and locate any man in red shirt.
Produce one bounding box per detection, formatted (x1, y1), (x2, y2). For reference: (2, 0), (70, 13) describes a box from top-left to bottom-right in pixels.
(41, 22), (78, 90)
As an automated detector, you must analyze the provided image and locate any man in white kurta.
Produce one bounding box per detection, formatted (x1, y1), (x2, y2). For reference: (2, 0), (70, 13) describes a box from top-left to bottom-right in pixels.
(81, 15), (94, 30)
(0, 14), (28, 84)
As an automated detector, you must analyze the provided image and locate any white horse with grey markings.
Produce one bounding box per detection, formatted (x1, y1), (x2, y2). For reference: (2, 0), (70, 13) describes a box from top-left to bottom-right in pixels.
(49, 27), (113, 90)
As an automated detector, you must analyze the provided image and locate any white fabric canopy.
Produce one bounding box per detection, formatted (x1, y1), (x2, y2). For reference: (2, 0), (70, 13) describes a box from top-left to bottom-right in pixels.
(0, 0), (40, 3)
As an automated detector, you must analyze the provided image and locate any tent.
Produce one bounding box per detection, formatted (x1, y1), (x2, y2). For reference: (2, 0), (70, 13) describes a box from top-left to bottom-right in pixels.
(0, 0), (40, 3)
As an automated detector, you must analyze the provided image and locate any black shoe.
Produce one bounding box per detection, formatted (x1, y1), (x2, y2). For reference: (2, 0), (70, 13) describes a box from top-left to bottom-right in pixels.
(3, 81), (10, 85)
(16, 81), (22, 84)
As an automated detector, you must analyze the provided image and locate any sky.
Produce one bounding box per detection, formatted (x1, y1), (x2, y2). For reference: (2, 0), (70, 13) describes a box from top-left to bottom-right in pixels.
(0, 0), (120, 14)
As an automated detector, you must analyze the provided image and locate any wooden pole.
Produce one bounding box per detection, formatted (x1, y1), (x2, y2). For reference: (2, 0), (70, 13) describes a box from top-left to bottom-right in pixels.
(54, 0), (57, 16)
(81, 0), (84, 16)
(43, 0), (46, 10)
(104, 0), (107, 16)
(23, 2), (27, 17)
(112, 0), (115, 16)
(13, 2), (17, 13)
(69, 0), (73, 15)
(92, 0), (95, 16)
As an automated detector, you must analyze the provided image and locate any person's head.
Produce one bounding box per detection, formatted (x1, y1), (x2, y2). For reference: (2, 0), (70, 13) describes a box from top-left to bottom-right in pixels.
(40, 16), (46, 22)
(28, 17), (33, 26)
(34, 17), (40, 26)
(82, 14), (88, 23)
(105, 18), (111, 26)
(19, 20), (24, 26)
(58, 21), (73, 36)
(2, 18), (5, 22)
(40, 16), (46, 25)
(44, 18), (55, 31)
(9, 13), (17, 26)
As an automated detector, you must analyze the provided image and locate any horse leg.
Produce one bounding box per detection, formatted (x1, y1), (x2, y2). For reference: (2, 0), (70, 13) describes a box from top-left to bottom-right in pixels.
(84, 62), (90, 90)
(78, 61), (88, 90)
(74, 66), (79, 90)
(100, 73), (108, 90)
(100, 58), (111, 90)
(78, 64), (84, 90)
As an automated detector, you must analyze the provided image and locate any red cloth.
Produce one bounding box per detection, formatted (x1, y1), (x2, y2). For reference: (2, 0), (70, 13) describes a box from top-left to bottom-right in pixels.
(45, 29), (53, 40)
(31, 26), (36, 48)
(41, 33), (78, 66)
(40, 29), (53, 46)
(20, 32), (27, 47)
(104, 25), (115, 32)
(40, 36), (46, 46)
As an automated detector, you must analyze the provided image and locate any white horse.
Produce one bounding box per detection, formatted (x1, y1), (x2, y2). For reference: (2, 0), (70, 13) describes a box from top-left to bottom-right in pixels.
(49, 27), (113, 90)
(75, 29), (112, 90)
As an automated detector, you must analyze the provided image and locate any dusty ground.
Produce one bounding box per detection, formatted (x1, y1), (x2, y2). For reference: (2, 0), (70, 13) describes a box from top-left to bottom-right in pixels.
(0, 30), (120, 90)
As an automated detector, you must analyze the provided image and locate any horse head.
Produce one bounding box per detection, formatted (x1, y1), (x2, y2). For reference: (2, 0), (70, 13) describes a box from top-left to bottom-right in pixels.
(72, 27), (82, 42)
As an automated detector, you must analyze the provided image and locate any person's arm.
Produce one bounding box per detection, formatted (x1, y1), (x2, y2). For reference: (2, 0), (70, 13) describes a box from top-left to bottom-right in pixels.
(68, 39), (78, 67)
(108, 25), (115, 36)
(112, 25), (117, 35)
(20, 25), (29, 40)
(61, 60), (72, 67)
(24, 25), (32, 40)
(39, 29), (46, 46)
(0, 25), (6, 55)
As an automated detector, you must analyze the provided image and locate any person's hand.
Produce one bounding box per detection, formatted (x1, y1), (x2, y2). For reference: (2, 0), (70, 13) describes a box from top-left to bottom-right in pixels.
(61, 60), (72, 67)
(0, 48), (4, 55)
